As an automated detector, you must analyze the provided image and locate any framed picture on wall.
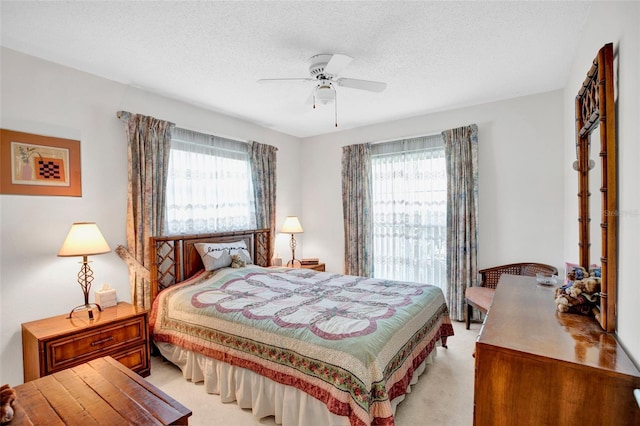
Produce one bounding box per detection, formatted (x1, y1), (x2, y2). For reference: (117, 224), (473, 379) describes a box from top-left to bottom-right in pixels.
(0, 129), (82, 196)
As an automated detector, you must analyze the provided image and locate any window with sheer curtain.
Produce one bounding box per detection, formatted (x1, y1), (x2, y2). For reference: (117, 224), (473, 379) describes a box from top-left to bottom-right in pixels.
(165, 127), (256, 235)
(371, 135), (447, 294)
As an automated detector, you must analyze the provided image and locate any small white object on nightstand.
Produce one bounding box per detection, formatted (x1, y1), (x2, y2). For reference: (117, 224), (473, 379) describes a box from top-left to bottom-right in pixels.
(95, 283), (117, 308)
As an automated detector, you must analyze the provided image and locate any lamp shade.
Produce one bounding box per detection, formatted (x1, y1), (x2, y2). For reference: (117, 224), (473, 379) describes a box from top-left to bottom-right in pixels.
(281, 216), (303, 234)
(58, 222), (111, 257)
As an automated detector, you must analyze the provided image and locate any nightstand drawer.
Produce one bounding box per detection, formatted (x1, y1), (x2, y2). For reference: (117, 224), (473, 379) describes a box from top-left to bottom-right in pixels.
(47, 316), (146, 372)
(111, 343), (149, 374)
(301, 262), (325, 272)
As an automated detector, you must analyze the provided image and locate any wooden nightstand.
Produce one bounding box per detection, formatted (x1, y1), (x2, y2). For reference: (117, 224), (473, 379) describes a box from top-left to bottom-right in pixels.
(300, 263), (326, 272)
(22, 302), (150, 382)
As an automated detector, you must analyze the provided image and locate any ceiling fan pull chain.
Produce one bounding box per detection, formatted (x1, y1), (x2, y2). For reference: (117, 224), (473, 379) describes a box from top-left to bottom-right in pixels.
(335, 91), (338, 127)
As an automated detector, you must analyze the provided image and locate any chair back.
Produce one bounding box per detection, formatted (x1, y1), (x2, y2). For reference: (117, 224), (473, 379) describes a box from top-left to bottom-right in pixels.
(479, 263), (558, 289)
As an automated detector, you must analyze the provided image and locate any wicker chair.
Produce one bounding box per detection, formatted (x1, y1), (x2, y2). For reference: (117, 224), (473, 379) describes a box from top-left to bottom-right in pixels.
(465, 262), (558, 329)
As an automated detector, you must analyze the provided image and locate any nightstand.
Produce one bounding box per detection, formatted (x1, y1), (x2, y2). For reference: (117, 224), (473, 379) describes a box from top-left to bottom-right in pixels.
(300, 262), (326, 272)
(22, 302), (150, 382)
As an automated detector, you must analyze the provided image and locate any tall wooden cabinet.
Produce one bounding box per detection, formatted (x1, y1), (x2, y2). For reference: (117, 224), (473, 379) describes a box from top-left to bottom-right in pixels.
(474, 275), (640, 425)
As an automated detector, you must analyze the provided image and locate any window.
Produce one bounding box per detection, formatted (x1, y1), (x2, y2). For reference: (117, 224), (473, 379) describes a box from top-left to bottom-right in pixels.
(165, 127), (256, 235)
(371, 135), (447, 293)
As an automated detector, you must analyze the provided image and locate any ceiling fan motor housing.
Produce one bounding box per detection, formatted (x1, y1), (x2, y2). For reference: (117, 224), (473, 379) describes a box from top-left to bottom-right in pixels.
(308, 54), (333, 78)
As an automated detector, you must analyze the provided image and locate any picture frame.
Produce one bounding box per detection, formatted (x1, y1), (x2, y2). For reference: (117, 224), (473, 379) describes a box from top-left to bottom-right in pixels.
(0, 129), (82, 197)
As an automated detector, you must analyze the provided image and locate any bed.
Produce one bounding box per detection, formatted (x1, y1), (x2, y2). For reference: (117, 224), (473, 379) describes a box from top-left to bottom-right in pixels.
(149, 229), (454, 426)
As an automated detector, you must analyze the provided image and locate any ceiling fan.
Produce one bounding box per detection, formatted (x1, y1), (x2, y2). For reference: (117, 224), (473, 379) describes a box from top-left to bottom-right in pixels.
(258, 54), (387, 127)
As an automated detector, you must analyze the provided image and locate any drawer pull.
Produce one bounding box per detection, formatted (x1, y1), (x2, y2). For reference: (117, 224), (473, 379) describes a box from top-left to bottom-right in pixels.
(90, 336), (114, 346)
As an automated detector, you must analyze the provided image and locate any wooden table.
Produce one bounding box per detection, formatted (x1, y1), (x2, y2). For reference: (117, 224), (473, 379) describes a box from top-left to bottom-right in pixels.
(11, 356), (191, 425)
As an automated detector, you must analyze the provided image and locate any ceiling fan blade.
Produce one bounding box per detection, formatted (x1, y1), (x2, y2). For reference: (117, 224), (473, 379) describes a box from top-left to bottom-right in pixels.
(323, 54), (353, 75)
(336, 77), (387, 92)
(257, 78), (315, 84)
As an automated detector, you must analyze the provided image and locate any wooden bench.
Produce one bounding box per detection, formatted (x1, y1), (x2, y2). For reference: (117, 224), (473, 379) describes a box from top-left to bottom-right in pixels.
(465, 262), (558, 329)
(11, 356), (191, 425)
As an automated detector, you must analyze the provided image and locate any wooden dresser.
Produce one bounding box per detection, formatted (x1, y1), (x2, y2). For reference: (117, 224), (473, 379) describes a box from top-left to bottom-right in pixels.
(474, 275), (640, 425)
(22, 302), (150, 382)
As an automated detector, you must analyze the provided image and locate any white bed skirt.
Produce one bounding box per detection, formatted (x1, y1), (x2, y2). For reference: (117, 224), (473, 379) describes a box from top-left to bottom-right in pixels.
(155, 341), (437, 425)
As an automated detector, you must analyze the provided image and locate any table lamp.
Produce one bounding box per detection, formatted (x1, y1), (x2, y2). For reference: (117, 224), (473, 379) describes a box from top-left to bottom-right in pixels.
(58, 222), (111, 319)
(281, 216), (303, 267)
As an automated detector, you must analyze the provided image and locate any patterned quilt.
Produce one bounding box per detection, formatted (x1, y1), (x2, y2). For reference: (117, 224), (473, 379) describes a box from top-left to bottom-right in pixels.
(150, 265), (454, 426)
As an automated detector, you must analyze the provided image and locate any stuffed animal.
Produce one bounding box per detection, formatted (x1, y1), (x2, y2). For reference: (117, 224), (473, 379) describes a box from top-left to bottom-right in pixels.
(230, 254), (246, 268)
(0, 384), (17, 424)
(567, 276), (601, 301)
(554, 276), (601, 316)
(566, 265), (589, 282)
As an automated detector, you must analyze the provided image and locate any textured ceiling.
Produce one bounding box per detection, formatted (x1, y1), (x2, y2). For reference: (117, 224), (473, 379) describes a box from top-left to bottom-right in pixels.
(1, 1), (591, 138)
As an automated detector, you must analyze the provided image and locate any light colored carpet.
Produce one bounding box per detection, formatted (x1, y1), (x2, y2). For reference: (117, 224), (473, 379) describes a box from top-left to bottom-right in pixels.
(145, 320), (477, 426)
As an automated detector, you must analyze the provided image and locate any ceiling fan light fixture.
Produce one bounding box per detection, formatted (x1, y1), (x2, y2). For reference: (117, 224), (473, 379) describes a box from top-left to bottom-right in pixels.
(315, 84), (335, 105)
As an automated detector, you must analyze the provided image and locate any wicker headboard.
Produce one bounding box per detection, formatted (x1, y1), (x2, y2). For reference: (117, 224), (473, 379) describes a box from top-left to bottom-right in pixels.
(149, 228), (271, 302)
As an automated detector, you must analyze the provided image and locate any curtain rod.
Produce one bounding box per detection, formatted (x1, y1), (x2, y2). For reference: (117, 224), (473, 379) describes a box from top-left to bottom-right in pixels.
(369, 131), (443, 146)
(116, 110), (176, 127)
(116, 110), (263, 147)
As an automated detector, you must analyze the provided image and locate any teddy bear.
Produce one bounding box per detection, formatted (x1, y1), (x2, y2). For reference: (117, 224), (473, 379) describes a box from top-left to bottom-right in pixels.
(1, 384), (17, 424)
(554, 276), (601, 316)
(230, 254), (246, 268)
(567, 276), (601, 301)
(566, 265), (589, 282)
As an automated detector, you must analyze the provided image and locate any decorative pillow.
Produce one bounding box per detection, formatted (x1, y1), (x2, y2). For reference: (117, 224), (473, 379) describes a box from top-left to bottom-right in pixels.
(195, 243), (232, 271)
(226, 240), (253, 265)
(195, 240), (253, 271)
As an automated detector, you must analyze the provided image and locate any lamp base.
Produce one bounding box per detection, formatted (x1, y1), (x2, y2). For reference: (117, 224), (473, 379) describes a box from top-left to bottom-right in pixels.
(287, 259), (301, 268)
(67, 303), (102, 320)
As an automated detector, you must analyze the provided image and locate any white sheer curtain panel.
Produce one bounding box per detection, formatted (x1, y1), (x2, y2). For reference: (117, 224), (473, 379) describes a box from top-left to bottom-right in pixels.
(165, 127), (256, 235)
(371, 135), (447, 294)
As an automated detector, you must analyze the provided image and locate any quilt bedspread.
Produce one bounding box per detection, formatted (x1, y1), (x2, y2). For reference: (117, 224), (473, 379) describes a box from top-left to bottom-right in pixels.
(150, 265), (454, 426)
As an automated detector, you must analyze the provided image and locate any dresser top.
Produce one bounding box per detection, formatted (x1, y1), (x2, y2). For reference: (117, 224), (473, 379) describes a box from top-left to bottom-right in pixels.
(477, 274), (640, 378)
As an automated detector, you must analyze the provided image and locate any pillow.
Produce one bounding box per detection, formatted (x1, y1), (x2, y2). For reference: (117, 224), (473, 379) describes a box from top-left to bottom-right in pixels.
(195, 243), (232, 271)
(195, 240), (253, 271)
(224, 240), (253, 265)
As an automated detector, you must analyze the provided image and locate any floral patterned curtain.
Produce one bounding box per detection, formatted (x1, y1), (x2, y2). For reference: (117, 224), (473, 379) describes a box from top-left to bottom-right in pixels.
(442, 124), (479, 321)
(249, 141), (278, 263)
(118, 111), (173, 309)
(341, 143), (373, 277)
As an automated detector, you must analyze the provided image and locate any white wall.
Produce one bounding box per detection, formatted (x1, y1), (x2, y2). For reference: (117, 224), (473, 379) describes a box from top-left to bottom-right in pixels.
(563, 1), (640, 364)
(300, 91), (566, 276)
(0, 48), (301, 385)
